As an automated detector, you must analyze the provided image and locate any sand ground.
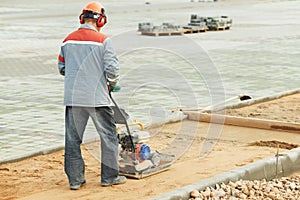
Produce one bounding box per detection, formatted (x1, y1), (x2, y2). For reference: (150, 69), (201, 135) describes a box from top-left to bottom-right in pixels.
(225, 93), (300, 124)
(1, 93), (299, 200)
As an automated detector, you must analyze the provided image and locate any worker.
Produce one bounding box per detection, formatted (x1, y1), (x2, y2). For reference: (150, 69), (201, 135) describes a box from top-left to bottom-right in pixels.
(58, 1), (126, 190)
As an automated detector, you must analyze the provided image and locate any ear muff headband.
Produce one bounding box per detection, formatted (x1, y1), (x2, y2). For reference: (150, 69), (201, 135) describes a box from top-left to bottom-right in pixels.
(79, 9), (107, 27)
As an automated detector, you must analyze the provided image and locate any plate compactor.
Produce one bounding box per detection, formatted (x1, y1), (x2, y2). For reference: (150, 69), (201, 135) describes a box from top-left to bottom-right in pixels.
(109, 91), (175, 179)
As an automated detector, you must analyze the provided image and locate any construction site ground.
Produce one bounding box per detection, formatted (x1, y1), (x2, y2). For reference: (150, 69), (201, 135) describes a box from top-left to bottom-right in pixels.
(1, 93), (299, 200)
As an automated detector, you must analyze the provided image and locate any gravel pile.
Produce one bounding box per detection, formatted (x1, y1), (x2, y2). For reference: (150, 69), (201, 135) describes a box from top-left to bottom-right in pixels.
(189, 175), (300, 200)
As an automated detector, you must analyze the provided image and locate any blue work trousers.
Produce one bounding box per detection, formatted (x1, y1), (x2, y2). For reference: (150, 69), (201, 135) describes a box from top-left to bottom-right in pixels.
(64, 106), (119, 186)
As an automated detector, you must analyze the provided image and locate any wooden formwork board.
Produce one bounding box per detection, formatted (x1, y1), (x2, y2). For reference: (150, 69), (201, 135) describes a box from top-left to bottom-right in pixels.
(140, 31), (184, 36)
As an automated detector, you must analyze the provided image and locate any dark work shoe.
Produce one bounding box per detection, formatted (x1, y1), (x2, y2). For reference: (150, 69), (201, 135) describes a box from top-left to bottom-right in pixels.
(70, 180), (86, 190)
(101, 176), (127, 187)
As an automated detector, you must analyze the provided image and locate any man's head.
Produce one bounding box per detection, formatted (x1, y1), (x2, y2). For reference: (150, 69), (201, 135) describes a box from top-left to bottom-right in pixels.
(79, 2), (107, 31)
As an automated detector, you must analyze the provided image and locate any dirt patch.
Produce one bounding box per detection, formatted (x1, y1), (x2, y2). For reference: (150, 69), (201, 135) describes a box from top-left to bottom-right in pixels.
(225, 93), (300, 123)
(248, 140), (299, 150)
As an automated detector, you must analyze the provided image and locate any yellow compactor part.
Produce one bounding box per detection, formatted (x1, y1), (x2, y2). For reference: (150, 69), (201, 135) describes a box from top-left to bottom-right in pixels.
(116, 119), (145, 132)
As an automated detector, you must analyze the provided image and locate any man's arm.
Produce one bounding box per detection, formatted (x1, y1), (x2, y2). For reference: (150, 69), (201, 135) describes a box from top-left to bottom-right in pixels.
(103, 38), (120, 86)
(58, 47), (65, 76)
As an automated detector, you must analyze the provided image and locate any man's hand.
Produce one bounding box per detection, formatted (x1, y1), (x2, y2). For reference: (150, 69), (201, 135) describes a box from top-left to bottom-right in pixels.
(108, 85), (121, 92)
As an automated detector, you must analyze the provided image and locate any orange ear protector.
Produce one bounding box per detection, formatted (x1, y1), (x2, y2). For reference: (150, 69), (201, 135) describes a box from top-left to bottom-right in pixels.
(79, 9), (107, 27)
(97, 13), (107, 27)
(79, 13), (85, 24)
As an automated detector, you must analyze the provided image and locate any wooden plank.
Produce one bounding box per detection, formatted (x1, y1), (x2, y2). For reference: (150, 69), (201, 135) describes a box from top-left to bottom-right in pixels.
(140, 30), (184, 36)
(182, 27), (208, 34)
(184, 112), (300, 134)
(209, 26), (231, 31)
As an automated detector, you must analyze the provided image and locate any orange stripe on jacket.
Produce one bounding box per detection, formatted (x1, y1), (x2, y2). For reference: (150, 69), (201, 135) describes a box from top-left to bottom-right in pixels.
(63, 28), (107, 44)
(58, 55), (65, 63)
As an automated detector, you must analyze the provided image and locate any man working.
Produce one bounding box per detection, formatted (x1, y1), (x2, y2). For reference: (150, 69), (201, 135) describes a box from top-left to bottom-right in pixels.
(58, 1), (126, 190)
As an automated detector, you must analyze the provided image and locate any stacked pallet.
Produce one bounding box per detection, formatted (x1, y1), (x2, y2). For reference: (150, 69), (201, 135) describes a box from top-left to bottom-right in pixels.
(137, 15), (232, 36)
(183, 14), (232, 32)
(206, 15), (232, 30)
(138, 22), (184, 36)
(182, 14), (209, 33)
